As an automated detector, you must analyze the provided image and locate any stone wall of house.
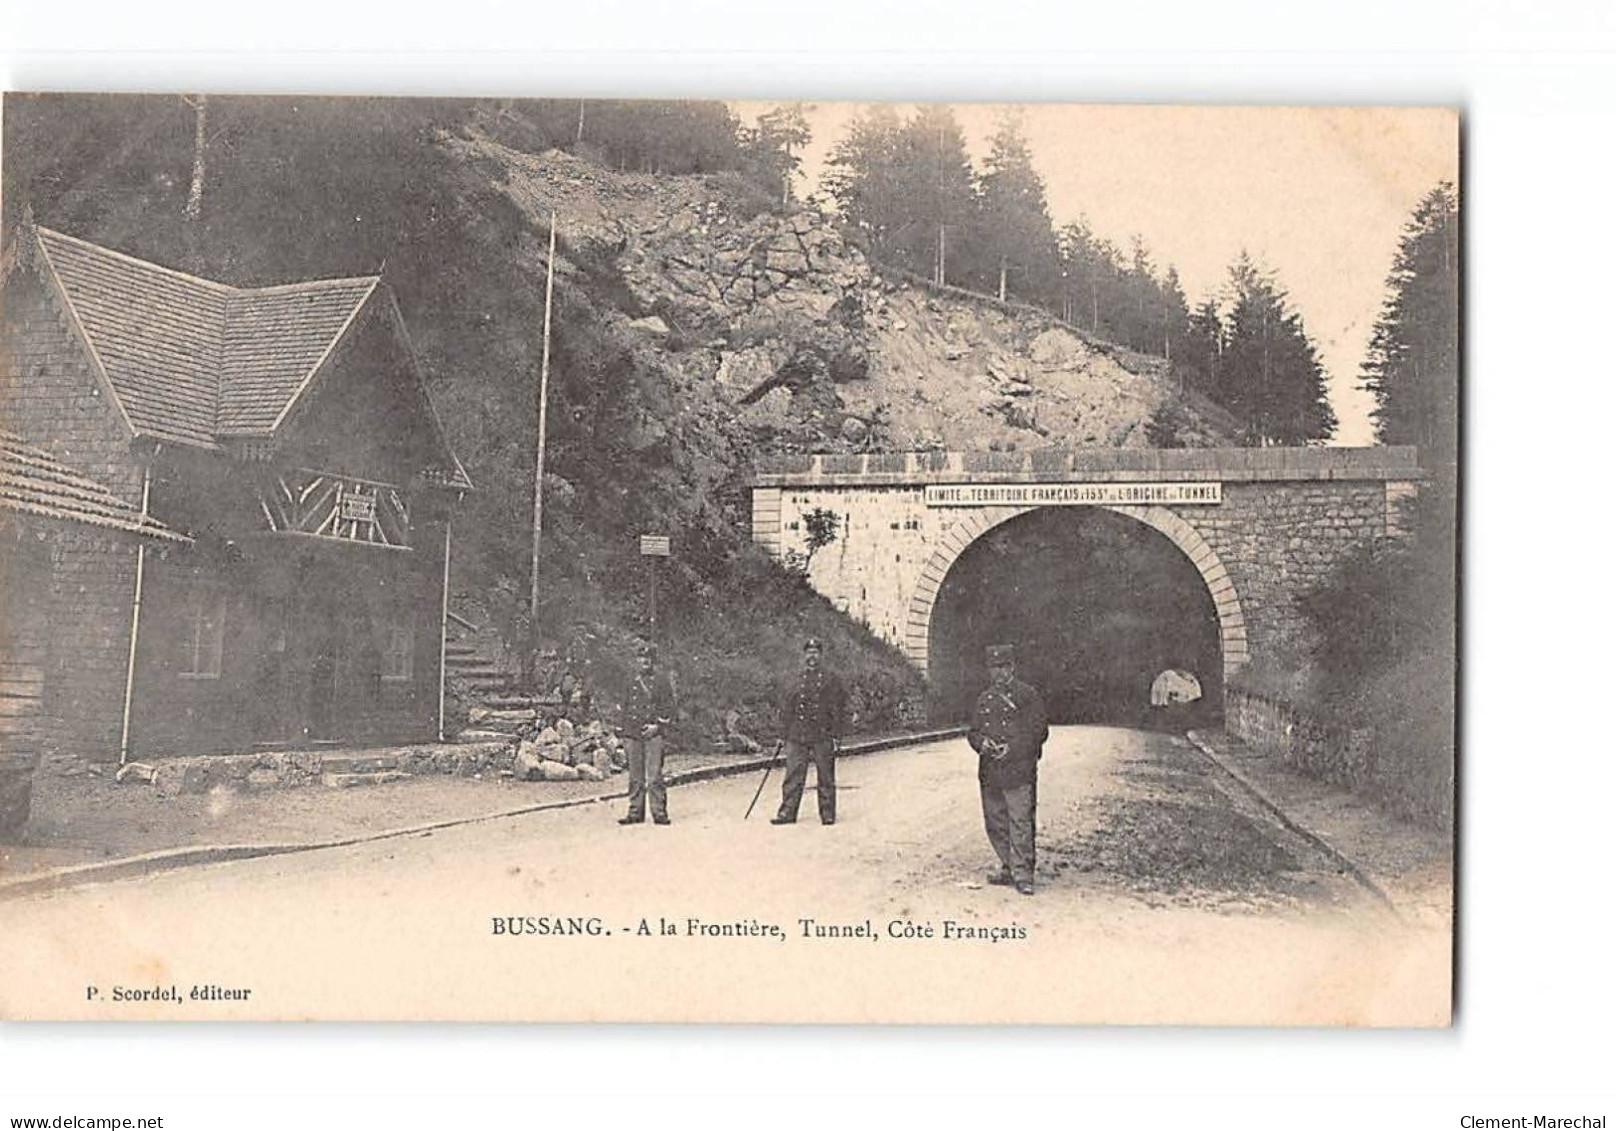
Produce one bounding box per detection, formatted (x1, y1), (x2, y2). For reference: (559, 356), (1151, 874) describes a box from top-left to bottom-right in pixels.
(41, 528), (142, 763)
(2, 271), (146, 765)
(0, 529), (51, 834)
(1, 273), (145, 501)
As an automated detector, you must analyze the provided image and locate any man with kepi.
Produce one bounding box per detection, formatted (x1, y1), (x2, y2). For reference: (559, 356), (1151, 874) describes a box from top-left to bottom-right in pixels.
(619, 643), (676, 826)
(967, 644), (1049, 895)
(772, 637), (848, 826)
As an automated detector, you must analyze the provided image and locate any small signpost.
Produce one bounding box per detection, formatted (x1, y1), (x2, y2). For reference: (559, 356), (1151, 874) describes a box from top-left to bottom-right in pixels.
(640, 534), (670, 634)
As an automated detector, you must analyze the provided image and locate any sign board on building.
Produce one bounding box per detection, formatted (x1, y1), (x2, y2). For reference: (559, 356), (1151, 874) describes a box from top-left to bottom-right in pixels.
(639, 534), (671, 556)
(923, 482), (1223, 507)
(339, 489), (378, 523)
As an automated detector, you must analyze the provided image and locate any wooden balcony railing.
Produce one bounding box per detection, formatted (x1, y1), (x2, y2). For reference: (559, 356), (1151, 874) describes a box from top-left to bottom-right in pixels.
(257, 469), (412, 550)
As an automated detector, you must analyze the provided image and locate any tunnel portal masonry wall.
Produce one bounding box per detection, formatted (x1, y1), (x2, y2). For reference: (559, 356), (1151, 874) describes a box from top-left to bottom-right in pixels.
(750, 447), (1422, 683)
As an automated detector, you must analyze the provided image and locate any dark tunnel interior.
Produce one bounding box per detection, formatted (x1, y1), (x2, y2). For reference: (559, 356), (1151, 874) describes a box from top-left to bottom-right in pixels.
(928, 507), (1223, 729)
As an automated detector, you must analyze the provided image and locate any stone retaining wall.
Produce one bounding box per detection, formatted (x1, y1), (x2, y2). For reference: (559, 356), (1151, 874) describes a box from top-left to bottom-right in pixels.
(1225, 685), (1451, 831)
(1224, 686), (1376, 791)
(139, 742), (515, 797)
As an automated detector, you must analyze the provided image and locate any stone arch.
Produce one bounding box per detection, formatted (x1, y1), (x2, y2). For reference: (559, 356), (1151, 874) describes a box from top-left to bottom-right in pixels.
(901, 503), (1249, 680)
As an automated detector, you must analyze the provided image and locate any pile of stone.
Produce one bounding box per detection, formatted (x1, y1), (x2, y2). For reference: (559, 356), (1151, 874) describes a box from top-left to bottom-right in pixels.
(512, 718), (625, 784)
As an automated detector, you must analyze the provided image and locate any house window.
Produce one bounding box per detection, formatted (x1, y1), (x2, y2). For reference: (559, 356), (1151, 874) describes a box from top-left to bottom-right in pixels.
(179, 588), (226, 679)
(382, 620), (414, 682)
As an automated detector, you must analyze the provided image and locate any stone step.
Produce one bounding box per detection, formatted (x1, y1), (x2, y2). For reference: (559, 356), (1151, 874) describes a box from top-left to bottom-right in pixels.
(321, 770), (411, 789)
(455, 675), (522, 692)
(455, 728), (517, 743)
(444, 658), (504, 674)
(472, 707), (539, 723)
(482, 694), (546, 710)
(446, 659), (507, 675)
(446, 659), (503, 672)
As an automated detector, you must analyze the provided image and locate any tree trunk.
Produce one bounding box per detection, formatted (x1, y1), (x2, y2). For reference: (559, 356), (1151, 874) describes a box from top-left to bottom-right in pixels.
(998, 258), (1008, 302)
(184, 95), (207, 223)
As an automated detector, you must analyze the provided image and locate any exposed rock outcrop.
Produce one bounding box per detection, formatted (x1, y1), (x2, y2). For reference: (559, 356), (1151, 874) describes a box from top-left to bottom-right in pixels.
(449, 128), (1233, 457)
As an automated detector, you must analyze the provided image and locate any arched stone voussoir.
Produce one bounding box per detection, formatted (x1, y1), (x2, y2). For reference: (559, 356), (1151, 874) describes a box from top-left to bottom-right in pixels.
(1108, 504), (1249, 676)
(902, 506), (1034, 670)
(903, 502), (1250, 681)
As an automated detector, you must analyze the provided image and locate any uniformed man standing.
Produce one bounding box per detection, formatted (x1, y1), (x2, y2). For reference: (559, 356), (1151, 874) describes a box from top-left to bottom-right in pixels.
(772, 637), (848, 826)
(618, 643), (676, 826)
(967, 644), (1049, 895)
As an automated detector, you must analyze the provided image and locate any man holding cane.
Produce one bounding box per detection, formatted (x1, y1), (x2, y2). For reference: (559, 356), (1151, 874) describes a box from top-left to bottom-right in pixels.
(771, 637), (847, 826)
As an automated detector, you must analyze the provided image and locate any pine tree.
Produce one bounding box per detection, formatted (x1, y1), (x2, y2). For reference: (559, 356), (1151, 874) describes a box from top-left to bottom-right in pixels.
(823, 105), (906, 260)
(1219, 253), (1337, 445)
(1305, 184), (1458, 815)
(1176, 296), (1224, 397)
(1122, 235), (1159, 352)
(895, 104), (975, 285)
(1161, 266), (1191, 371)
(1056, 219), (1104, 331)
(741, 103), (812, 206)
(1362, 181), (1459, 478)
(974, 110), (1056, 302)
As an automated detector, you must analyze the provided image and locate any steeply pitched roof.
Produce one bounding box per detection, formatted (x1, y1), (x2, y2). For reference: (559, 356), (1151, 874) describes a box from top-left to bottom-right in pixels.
(218, 278), (379, 435)
(31, 227), (379, 447)
(0, 431), (189, 542)
(35, 228), (229, 445)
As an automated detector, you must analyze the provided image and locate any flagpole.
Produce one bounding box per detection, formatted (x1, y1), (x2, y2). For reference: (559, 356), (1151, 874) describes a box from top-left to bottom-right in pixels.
(530, 211), (557, 634)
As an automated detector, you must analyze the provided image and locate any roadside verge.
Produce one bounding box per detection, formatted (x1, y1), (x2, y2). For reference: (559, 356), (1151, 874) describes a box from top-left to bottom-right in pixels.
(1186, 729), (1452, 929)
(0, 727), (965, 902)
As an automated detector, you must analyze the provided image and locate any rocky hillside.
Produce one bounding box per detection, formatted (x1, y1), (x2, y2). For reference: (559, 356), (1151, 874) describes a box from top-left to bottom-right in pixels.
(450, 127), (1232, 459)
(3, 97), (1233, 747)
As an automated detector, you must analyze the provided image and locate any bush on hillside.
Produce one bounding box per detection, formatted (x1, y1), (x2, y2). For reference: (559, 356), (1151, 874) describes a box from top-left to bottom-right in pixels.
(1294, 490), (1456, 828)
(517, 546), (925, 749)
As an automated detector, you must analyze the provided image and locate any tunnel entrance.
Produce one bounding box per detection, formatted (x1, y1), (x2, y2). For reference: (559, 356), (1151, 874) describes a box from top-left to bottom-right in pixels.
(928, 507), (1223, 728)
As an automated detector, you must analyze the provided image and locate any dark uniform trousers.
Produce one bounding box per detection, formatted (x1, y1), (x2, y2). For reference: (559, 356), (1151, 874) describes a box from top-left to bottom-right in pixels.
(624, 735), (667, 822)
(778, 740), (836, 823)
(980, 780), (1036, 885)
(621, 671), (675, 822)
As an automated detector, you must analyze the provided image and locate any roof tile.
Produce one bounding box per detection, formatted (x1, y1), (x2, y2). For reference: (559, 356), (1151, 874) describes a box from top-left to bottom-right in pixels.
(0, 431), (189, 542)
(33, 227), (378, 446)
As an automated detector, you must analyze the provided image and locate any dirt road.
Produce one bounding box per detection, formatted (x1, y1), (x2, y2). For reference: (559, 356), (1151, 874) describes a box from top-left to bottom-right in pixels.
(0, 727), (1450, 1024)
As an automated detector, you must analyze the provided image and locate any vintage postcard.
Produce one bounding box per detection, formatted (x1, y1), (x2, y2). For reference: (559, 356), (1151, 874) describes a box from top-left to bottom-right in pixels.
(0, 95), (1457, 1023)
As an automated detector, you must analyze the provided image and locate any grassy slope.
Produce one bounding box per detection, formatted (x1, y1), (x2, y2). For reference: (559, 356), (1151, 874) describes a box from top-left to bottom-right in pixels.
(414, 125), (930, 744)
